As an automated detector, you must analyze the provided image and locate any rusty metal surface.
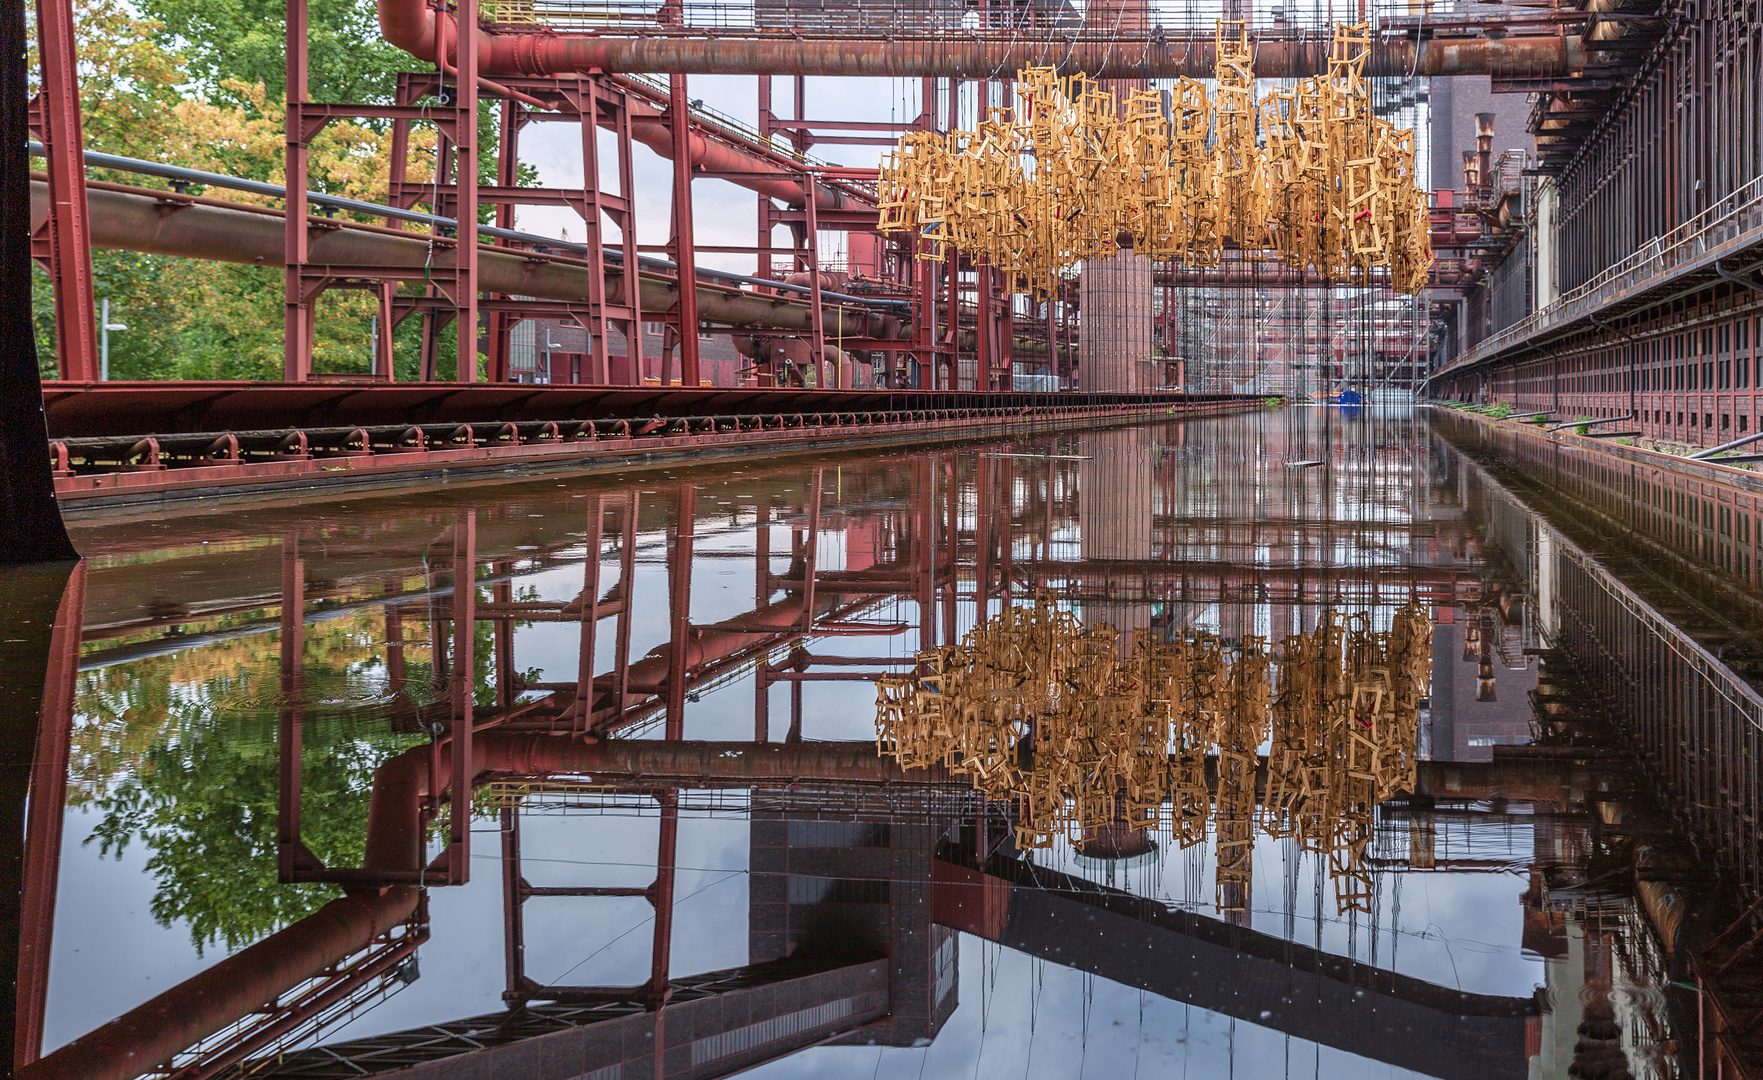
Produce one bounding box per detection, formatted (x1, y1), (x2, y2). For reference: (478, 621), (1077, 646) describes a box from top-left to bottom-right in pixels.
(384, 8), (1586, 80)
(40, 382), (1249, 437)
(488, 33), (1586, 79)
(16, 887), (421, 1080)
(29, 0), (98, 381)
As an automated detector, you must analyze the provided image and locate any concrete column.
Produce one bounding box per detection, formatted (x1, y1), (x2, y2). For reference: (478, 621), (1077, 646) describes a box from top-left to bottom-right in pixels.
(1080, 250), (1157, 391)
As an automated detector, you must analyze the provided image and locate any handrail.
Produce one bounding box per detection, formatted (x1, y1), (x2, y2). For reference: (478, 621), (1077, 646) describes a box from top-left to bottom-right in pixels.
(1431, 172), (1763, 382)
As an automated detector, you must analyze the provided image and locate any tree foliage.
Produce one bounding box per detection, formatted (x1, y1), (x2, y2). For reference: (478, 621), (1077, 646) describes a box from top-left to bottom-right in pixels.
(77, 596), (523, 951)
(32, 0), (505, 380)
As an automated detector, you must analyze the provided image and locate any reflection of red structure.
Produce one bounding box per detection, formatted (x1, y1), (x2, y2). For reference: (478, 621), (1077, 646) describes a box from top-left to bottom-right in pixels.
(28, 434), (1741, 1080)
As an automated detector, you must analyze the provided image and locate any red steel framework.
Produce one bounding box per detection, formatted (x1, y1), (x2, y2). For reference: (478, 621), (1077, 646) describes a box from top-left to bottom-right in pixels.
(23, 0), (1611, 395)
(28, 0), (97, 380)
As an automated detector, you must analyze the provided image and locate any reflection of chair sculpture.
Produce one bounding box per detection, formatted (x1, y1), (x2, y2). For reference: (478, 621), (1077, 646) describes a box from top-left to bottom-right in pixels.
(875, 594), (1433, 913)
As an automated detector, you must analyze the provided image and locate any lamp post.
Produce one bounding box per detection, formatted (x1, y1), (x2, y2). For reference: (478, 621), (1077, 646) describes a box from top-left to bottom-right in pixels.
(98, 298), (127, 380)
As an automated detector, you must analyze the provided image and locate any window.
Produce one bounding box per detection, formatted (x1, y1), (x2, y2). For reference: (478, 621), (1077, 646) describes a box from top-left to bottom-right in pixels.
(1720, 324), (1731, 354)
(1703, 327), (1715, 355)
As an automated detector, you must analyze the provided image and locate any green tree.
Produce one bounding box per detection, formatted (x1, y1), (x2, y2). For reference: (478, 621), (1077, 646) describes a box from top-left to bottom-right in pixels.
(138, 0), (409, 108)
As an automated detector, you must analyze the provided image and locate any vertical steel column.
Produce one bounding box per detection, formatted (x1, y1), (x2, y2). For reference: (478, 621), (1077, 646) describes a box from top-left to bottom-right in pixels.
(485, 98), (520, 384)
(384, 583), (406, 693)
(612, 95), (643, 384)
(648, 787), (679, 1056)
(653, 485), (688, 1024)
(975, 455), (992, 615)
(942, 459), (958, 641)
(12, 562), (85, 1068)
(575, 81), (612, 386)
(30, 0), (97, 381)
(283, 0), (313, 381)
(446, 513), (475, 881)
(614, 493), (638, 714)
(799, 469), (822, 630)
(500, 803), (526, 998)
(452, 0), (479, 383)
(755, 493), (771, 741)
(998, 457), (1013, 604)
(374, 283), (396, 381)
(665, 485), (695, 740)
(668, 76), (700, 388)
(786, 646), (804, 743)
(493, 568), (513, 711)
(576, 495), (604, 732)
(804, 175), (827, 386)
(916, 458), (936, 650)
(276, 539), (307, 878)
(757, 74), (774, 285)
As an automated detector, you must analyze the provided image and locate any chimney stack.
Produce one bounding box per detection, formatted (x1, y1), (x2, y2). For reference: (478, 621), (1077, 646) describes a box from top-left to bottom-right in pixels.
(1475, 112), (1495, 195)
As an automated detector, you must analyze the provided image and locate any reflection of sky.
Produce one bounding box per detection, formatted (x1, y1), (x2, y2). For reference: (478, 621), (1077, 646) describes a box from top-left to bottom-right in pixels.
(48, 412), (1553, 1073)
(751, 941), (1453, 1080)
(49, 798), (1541, 1071)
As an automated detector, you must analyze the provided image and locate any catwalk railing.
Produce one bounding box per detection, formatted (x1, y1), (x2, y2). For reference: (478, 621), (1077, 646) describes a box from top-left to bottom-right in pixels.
(1478, 473), (1763, 903)
(1435, 172), (1763, 384)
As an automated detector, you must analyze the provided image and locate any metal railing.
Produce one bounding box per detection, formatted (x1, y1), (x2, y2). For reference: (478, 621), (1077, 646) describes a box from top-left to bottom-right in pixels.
(1549, 540), (1763, 901)
(1436, 173), (1763, 380)
(1473, 467), (1763, 902)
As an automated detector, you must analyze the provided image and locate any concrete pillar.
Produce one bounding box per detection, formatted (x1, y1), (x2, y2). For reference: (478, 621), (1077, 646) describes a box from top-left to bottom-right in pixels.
(1080, 250), (1157, 391)
(1078, 425), (1154, 645)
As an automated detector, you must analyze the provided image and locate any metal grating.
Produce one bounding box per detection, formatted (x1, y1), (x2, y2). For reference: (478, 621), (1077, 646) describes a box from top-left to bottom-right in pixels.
(688, 997), (865, 1067)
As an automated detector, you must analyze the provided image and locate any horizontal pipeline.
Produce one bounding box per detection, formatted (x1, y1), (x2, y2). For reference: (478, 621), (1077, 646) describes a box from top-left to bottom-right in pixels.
(28, 143), (889, 308)
(478, 33), (1588, 79)
(30, 178), (907, 341)
(387, 11), (1585, 80)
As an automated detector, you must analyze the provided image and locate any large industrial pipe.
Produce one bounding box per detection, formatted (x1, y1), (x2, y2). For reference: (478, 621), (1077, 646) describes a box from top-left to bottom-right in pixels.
(17, 887), (419, 1080)
(363, 734), (961, 872)
(597, 591), (851, 704)
(623, 102), (851, 212)
(356, 737), (1582, 878)
(32, 179), (904, 340)
(377, 0), (1585, 82)
(486, 34), (1587, 80)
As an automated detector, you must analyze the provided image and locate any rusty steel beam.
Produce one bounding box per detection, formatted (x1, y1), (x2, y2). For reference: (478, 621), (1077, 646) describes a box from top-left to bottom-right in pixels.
(17, 887), (420, 1080)
(484, 34), (1587, 79)
(359, 735), (960, 879)
(379, 0), (1586, 81)
(370, 736), (1588, 801)
(29, 179), (904, 342)
(13, 562), (86, 1069)
(31, 0), (98, 381)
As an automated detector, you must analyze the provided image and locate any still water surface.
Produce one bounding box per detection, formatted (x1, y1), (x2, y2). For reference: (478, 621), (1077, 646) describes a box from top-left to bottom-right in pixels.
(11, 406), (1751, 1080)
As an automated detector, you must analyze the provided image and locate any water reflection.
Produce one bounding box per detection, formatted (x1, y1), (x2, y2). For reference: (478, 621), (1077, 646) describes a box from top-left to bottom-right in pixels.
(6, 409), (1753, 1080)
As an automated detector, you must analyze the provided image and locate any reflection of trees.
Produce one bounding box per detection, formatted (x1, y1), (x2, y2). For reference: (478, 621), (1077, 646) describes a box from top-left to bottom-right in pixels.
(88, 718), (398, 953)
(77, 611), (433, 953)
